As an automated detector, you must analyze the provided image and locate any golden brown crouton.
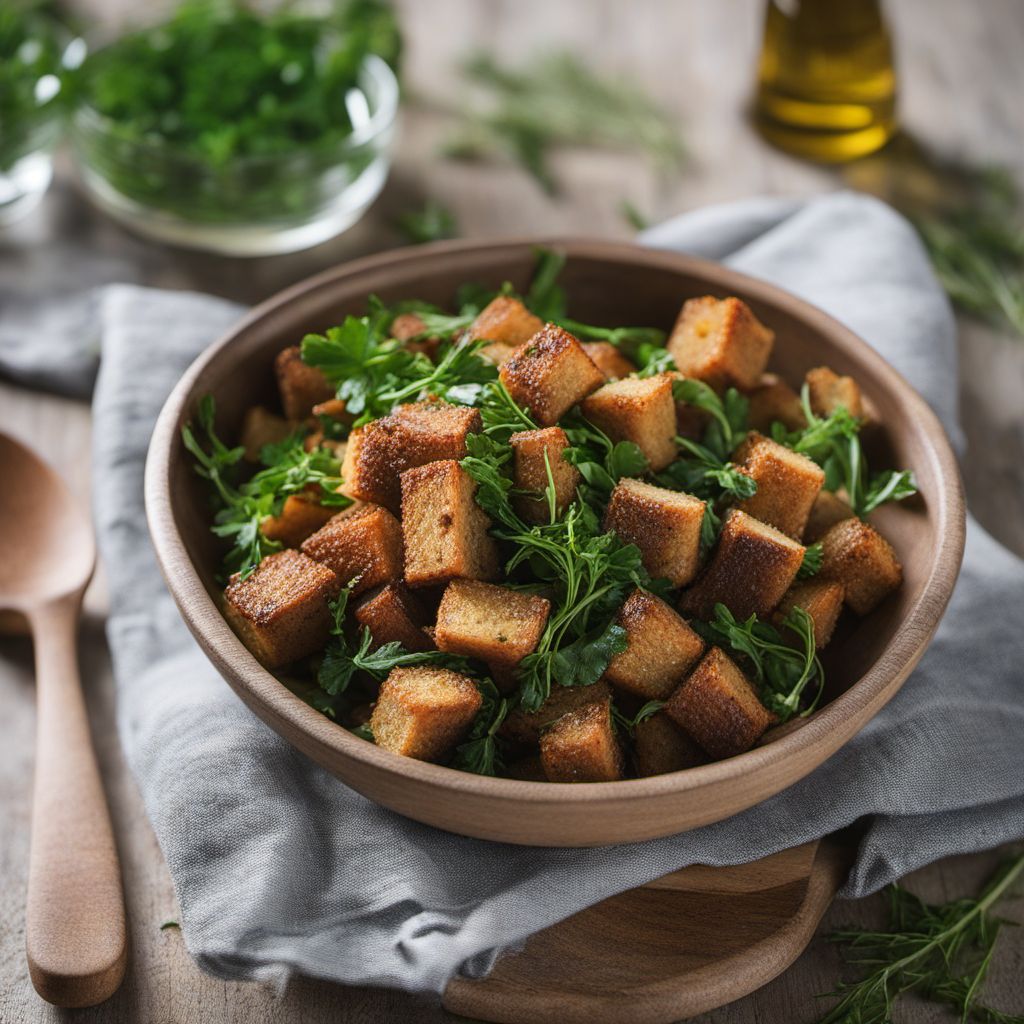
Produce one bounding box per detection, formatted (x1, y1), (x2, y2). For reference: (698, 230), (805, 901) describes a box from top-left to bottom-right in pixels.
(301, 504), (403, 595)
(261, 493), (337, 549)
(223, 549), (341, 668)
(634, 712), (710, 777)
(354, 582), (432, 652)
(499, 324), (605, 426)
(582, 342), (637, 380)
(746, 374), (807, 433)
(680, 510), (805, 620)
(310, 397), (350, 422)
(804, 490), (855, 543)
(603, 589), (705, 701)
(733, 431), (825, 539)
(468, 296), (545, 366)
(774, 579), (846, 648)
(275, 346), (334, 422)
(819, 518), (902, 615)
(400, 460), (500, 587)
(581, 373), (678, 472)
(604, 479), (706, 588)
(370, 666), (482, 762)
(667, 296), (774, 391)
(342, 401), (482, 511)
(664, 647), (773, 759)
(500, 680), (612, 746)
(240, 405), (292, 462)
(540, 698), (624, 783)
(509, 426), (580, 524)
(805, 366), (864, 419)
(391, 312), (441, 360)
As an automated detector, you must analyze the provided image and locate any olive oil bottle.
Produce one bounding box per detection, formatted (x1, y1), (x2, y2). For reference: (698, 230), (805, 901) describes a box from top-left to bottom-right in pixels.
(755, 0), (897, 162)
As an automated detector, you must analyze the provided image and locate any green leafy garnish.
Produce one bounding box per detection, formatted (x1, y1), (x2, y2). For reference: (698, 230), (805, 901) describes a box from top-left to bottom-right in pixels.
(611, 699), (665, 735)
(451, 678), (509, 776)
(159, 920), (180, 931)
(673, 378), (749, 460)
(798, 542), (823, 579)
(394, 200), (458, 245)
(620, 199), (651, 232)
(563, 411), (649, 499)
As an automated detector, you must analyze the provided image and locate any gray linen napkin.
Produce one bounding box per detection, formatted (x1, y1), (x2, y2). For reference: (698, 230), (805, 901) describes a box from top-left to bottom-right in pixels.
(2, 191), (1022, 993)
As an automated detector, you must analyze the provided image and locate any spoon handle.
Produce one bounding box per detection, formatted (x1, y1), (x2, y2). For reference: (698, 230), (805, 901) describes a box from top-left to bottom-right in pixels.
(25, 596), (127, 1008)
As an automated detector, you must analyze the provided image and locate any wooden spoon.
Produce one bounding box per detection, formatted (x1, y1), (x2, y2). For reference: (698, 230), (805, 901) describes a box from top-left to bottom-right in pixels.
(0, 433), (127, 1007)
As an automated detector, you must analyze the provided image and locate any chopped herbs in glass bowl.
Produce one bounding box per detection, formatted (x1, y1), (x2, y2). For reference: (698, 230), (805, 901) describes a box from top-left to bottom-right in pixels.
(69, 0), (400, 255)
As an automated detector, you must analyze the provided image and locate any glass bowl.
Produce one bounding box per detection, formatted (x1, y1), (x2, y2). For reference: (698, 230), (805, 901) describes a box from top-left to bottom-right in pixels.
(69, 53), (398, 256)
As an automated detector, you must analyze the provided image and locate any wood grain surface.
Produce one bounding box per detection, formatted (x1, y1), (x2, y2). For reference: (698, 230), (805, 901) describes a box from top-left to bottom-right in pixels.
(1, 0), (1023, 1021)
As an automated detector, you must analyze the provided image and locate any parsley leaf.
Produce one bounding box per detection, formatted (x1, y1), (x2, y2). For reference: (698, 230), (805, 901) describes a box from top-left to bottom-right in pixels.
(798, 542), (824, 579)
(549, 622), (628, 689)
(451, 678), (510, 776)
(611, 699), (665, 735)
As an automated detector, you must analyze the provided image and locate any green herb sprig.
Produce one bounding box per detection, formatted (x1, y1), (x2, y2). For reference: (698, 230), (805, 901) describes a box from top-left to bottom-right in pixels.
(395, 200), (458, 245)
(451, 678), (510, 776)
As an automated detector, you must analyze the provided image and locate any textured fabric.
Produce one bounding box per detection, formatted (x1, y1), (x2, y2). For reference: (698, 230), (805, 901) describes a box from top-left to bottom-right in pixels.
(1, 191), (1021, 993)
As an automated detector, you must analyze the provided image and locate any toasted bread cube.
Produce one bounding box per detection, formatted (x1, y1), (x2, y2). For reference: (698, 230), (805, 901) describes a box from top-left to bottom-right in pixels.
(261, 493), (337, 549)
(509, 427), (580, 524)
(582, 342), (637, 381)
(301, 504), (403, 595)
(354, 582), (432, 652)
(370, 666), (483, 762)
(275, 346), (334, 422)
(500, 680), (611, 746)
(223, 549), (340, 668)
(581, 373), (678, 472)
(540, 698), (624, 783)
(746, 374), (807, 433)
(390, 312), (441, 360)
(667, 296), (774, 391)
(401, 460), (500, 587)
(240, 405), (292, 462)
(311, 397), (349, 423)
(634, 712), (710, 777)
(436, 579), (551, 673)
(733, 431), (825, 539)
(603, 589), (704, 701)
(604, 479), (705, 588)
(806, 366), (863, 419)
(468, 296), (545, 366)
(664, 647), (773, 759)
(681, 510), (804, 620)
(819, 518), (902, 615)
(342, 402), (482, 511)
(804, 490), (855, 543)
(774, 579), (845, 648)
(499, 324), (604, 426)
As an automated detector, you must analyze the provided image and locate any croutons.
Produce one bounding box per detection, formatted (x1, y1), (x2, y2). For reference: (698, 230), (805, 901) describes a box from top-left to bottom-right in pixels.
(391, 312), (441, 360)
(467, 296), (545, 366)
(341, 401), (482, 511)
(509, 427), (581, 524)
(274, 345), (334, 422)
(805, 366), (864, 419)
(400, 460), (500, 587)
(370, 666), (482, 762)
(819, 518), (902, 615)
(540, 698), (624, 783)
(664, 647), (773, 759)
(634, 712), (709, 777)
(604, 479), (705, 588)
(435, 579), (551, 680)
(500, 680), (612, 746)
(499, 324), (604, 426)
(261, 493), (337, 549)
(581, 373), (678, 472)
(774, 579), (845, 648)
(582, 341), (637, 380)
(804, 490), (855, 543)
(223, 549), (340, 668)
(746, 374), (807, 433)
(733, 431), (825, 539)
(354, 582), (432, 652)
(667, 296), (774, 391)
(680, 509), (804, 620)
(603, 589), (704, 701)
(301, 504), (403, 595)
(240, 405), (291, 462)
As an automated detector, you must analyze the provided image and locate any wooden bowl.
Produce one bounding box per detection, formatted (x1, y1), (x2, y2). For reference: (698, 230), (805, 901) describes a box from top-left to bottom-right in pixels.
(145, 238), (965, 847)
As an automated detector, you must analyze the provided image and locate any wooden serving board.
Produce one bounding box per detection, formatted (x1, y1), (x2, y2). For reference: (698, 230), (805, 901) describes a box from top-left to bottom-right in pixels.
(443, 840), (849, 1024)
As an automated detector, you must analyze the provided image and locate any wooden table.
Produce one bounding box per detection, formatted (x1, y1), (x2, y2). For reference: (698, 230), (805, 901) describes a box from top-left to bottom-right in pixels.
(1, 1), (1022, 1021)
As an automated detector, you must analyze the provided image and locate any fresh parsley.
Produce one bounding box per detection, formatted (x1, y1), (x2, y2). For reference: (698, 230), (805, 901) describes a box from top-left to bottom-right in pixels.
(451, 678), (510, 776)
(798, 542), (823, 579)
(612, 699), (665, 735)
(394, 200), (458, 245)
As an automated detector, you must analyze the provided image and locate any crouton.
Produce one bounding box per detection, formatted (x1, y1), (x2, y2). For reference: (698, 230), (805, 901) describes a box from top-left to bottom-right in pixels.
(468, 296), (545, 366)
(400, 460), (500, 587)
(804, 490), (855, 543)
(680, 510), (804, 620)
(391, 312), (441, 360)
(774, 579), (845, 648)
(539, 698), (624, 783)
(604, 479), (705, 588)
(509, 427), (581, 524)
(603, 589), (705, 701)
(746, 374), (807, 433)
(500, 680), (612, 746)
(370, 666), (482, 762)
(805, 366), (864, 419)
(634, 712), (710, 777)
(667, 296), (774, 391)
(311, 398), (349, 422)
(733, 431), (825, 539)
(342, 401), (482, 511)
(223, 549), (340, 668)
(664, 647), (773, 759)
(499, 324), (605, 426)
(261, 493), (337, 549)
(240, 405), (292, 462)
(819, 518), (902, 615)
(435, 579), (551, 679)
(301, 504), (403, 595)
(582, 341), (637, 380)
(354, 582), (432, 652)
(581, 373), (678, 472)
(275, 345), (334, 421)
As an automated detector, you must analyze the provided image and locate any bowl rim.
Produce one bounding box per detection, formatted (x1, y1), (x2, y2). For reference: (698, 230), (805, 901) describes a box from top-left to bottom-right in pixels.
(145, 236), (965, 808)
